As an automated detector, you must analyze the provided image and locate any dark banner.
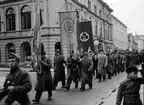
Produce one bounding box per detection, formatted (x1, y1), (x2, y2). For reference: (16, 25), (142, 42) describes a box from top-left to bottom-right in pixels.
(77, 21), (94, 52)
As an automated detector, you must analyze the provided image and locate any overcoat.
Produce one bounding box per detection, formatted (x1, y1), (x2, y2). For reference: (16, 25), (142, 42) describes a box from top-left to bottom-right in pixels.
(34, 56), (54, 91)
(80, 57), (93, 84)
(97, 53), (107, 75)
(53, 55), (66, 82)
(67, 57), (80, 81)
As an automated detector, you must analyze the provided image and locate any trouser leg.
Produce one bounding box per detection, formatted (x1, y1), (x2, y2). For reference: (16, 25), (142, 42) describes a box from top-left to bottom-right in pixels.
(61, 79), (65, 87)
(48, 90), (52, 98)
(35, 91), (43, 101)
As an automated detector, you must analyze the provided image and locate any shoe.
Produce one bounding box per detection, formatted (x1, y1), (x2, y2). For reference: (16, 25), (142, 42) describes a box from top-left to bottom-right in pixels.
(61, 86), (65, 88)
(64, 86), (70, 90)
(47, 97), (52, 101)
(32, 99), (40, 104)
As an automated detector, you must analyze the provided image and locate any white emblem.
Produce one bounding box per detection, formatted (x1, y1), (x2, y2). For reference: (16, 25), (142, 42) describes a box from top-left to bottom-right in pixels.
(80, 32), (89, 42)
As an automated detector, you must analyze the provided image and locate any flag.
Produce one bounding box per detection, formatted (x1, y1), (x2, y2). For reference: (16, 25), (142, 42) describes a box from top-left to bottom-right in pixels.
(32, 5), (43, 55)
(59, 11), (77, 55)
(77, 21), (94, 52)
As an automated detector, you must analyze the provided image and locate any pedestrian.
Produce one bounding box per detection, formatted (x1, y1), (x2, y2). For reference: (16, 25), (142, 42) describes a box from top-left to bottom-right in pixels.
(0, 53), (32, 105)
(92, 53), (98, 79)
(64, 52), (79, 90)
(106, 53), (113, 79)
(80, 52), (93, 91)
(97, 50), (107, 82)
(32, 47), (54, 104)
(53, 49), (67, 89)
(116, 66), (144, 105)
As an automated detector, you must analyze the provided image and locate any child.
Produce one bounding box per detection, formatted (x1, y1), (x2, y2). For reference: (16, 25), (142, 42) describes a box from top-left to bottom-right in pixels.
(116, 66), (144, 105)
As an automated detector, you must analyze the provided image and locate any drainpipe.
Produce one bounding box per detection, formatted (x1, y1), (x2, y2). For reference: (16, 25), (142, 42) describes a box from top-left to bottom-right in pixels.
(103, 2), (106, 52)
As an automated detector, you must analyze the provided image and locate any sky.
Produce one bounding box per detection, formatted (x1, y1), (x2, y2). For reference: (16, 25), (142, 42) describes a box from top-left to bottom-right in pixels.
(103, 0), (144, 35)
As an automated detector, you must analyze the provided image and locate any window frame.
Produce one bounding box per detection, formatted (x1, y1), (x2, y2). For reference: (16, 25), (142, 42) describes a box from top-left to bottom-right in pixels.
(6, 8), (16, 31)
(21, 6), (31, 30)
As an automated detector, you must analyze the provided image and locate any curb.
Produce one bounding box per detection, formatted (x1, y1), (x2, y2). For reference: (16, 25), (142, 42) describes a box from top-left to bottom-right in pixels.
(94, 86), (119, 105)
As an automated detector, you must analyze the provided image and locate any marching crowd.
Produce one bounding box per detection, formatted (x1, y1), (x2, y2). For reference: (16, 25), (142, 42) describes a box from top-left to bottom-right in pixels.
(0, 45), (144, 105)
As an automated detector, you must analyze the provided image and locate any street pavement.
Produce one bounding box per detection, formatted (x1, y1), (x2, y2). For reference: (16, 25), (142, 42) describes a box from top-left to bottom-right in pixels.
(0, 68), (143, 105)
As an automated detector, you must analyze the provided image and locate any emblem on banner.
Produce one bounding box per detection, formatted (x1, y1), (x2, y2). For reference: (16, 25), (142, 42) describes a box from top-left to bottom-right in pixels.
(80, 32), (89, 42)
(63, 18), (74, 34)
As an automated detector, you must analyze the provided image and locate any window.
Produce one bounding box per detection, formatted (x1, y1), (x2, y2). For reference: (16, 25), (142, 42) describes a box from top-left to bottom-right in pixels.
(21, 6), (31, 30)
(88, 0), (91, 10)
(6, 8), (15, 31)
(95, 21), (97, 36)
(100, 23), (102, 38)
(99, 9), (102, 18)
(94, 5), (97, 15)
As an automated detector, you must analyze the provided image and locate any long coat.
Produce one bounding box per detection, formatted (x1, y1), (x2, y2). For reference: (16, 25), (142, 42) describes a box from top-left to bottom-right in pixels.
(106, 55), (113, 73)
(34, 56), (54, 91)
(80, 57), (93, 84)
(53, 55), (66, 82)
(97, 53), (107, 75)
(67, 57), (80, 81)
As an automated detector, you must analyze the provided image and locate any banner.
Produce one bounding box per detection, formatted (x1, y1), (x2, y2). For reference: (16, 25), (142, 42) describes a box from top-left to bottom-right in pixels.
(59, 11), (77, 54)
(77, 21), (94, 52)
(32, 5), (43, 55)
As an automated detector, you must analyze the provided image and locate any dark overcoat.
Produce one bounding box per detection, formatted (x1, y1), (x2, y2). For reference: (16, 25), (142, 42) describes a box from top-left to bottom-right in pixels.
(80, 57), (93, 84)
(53, 55), (66, 82)
(34, 56), (54, 91)
(67, 57), (80, 81)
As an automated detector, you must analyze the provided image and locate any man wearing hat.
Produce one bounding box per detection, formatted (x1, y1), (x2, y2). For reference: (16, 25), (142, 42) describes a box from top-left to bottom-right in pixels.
(0, 53), (32, 105)
(53, 49), (67, 89)
(116, 66), (144, 105)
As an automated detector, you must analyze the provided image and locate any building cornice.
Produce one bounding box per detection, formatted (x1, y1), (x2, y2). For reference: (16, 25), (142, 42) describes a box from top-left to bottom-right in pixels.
(112, 15), (127, 28)
(72, 0), (112, 26)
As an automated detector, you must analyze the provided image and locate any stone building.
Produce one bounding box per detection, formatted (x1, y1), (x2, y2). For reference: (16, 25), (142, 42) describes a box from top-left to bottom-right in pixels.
(111, 15), (128, 51)
(0, 0), (113, 64)
(134, 35), (144, 52)
(128, 33), (138, 51)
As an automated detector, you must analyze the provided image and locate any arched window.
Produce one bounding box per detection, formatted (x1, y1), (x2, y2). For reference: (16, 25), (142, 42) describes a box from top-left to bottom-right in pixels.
(5, 43), (16, 62)
(6, 8), (15, 31)
(20, 42), (31, 62)
(21, 6), (31, 30)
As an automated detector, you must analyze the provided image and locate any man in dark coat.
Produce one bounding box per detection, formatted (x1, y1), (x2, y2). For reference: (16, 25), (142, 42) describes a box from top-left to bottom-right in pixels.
(116, 66), (144, 105)
(53, 50), (66, 89)
(106, 53), (113, 79)
(0, 53), (32, 105)
(80, 52), (93, 91)
(32, 49), (54, 104)
(92, 54), (98, 78)
(64, 52), (80, 90)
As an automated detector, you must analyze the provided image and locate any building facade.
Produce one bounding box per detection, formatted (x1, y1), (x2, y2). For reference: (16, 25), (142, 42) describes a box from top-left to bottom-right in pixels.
(111, 15), (128, 51)
(128, 33), (138, 51)
(0, 0), (113, 64)
(134, 35), (144, 52)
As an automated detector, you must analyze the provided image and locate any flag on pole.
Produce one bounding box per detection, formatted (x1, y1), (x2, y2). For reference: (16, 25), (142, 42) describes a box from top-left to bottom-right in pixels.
(59, 11), (77, 55)
(32, 4), (43, 55)
(77, 21), (94, 52)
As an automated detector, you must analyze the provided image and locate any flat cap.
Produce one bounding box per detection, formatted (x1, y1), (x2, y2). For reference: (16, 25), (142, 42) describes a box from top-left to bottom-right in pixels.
(9, 53), (20, 63)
